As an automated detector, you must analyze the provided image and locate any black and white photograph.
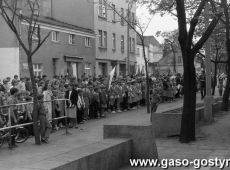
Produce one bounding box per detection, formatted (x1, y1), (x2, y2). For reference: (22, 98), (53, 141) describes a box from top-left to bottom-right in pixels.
(0, 0), (229, 169)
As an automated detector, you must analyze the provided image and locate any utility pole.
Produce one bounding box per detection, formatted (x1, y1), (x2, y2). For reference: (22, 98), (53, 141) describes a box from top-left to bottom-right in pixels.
(204, 5), (213, 122)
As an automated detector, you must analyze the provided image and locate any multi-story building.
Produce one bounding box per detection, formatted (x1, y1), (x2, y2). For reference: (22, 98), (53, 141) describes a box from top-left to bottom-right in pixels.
(136, 37), (148, 75)
(136, 35), (162, 75)
(0, 0), (96, 80)
(94, 0), (137, 77)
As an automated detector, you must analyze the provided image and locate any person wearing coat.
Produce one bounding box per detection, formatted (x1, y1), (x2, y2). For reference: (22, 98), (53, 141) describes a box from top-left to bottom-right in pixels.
(65, 84), (78, 128)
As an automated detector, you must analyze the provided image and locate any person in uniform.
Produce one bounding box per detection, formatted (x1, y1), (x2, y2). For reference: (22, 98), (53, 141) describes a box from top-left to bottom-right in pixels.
(109, 82), (116, 113)
(76, 88), (85, 124)
(98, 84), (107, 117)
(82, 84), (90, 121)
(218, 76), (224, 96)
(199, 71), (206, 100)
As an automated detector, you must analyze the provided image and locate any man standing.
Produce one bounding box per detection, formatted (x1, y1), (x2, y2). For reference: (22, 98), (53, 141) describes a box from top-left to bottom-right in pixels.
(199, 71), (206, 100)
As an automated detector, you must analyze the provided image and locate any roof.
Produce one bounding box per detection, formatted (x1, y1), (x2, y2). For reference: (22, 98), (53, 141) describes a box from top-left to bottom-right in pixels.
(144, 36), (161, 47)
(136, 34), (161, 47)
(37, 17), (94, 34)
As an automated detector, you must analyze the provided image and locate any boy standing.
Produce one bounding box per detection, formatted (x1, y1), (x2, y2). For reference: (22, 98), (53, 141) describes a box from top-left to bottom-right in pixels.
(37, 94), (52, 143)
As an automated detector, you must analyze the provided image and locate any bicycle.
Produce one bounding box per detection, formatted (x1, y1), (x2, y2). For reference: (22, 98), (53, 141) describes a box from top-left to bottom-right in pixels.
(0, 112), (29, 148)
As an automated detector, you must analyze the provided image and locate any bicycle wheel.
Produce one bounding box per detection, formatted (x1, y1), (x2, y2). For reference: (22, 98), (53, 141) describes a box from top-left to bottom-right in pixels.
(15, 127), (29, 143)
(0, 132), (4, 148)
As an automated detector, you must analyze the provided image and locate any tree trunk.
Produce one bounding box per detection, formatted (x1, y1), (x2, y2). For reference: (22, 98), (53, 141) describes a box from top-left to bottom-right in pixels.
(212, 62), (217, 95)
(222, 40), (230, 111)
(141, 37), (150, 113)
(222, 0), (230, 111)
(180, 52), (197, 143)
(27, 53), (40, 145)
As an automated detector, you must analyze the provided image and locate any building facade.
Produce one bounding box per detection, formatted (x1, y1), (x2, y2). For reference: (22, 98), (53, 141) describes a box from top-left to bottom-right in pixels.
(136, 40), (148, 75)
(94, 0), (137, 77)
(136, 35), (162, 75)
(0, 0), (96, 80)
(0, 17), (20, 80)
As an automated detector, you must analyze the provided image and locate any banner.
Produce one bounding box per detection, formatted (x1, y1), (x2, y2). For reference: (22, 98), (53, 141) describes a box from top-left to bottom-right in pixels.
(108, 66), (116, 89)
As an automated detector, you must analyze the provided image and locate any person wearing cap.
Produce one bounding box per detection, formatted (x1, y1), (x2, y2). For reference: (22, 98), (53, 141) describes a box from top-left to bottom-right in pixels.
(76, 88), (85, 124)
(37, 94), (52, 143)
(0, 79), (6, 93)
(82, 84), (90, 121)
(11, 79), (19, 90)
(7, 87), (19, 148)
(98, 84), (107, 117)
(115, 81), (123, 113)
(92, 87), (100, 118)
(12, 75), (19, 84)
(109, 82), (116, 113)
(122, 81), (129, 111)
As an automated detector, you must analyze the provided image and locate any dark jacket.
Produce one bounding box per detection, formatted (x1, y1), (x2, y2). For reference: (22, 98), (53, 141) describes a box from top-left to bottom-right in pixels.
(65, 89), (78, 107)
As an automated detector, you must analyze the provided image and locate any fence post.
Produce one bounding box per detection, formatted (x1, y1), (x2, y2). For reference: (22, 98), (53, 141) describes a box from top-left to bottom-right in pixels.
(64, 100), (71, 135)
(8, 106), (12, 149)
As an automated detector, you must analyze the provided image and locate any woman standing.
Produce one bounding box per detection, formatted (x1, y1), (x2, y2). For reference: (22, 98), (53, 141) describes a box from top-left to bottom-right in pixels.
(43, 83), (53, 122)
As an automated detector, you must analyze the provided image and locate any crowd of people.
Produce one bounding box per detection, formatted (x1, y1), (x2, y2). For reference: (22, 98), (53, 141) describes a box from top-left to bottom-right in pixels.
(0, 73), (185, 146)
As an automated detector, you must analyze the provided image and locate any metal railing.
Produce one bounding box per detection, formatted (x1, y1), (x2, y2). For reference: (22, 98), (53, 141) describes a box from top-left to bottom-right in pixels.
(0, 98), (71, 148)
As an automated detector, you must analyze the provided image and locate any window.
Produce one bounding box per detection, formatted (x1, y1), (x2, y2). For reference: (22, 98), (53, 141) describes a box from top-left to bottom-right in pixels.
(32, 27), (38, 40)
(98, 0), (106, 18)
(98, 30), (107, 48)
(112, 4), (116, 22)
(121, 8), (124, 26)
(103, 31), (107, 48)
(34, 8), (39, 16)
(51, 31), (59, 42)
(99, 30), (103, 47)
(136, 47), (140, 56)
(178, 56), (182, 63)
(85, 37), (91, 47)
(132, 12), (135, 26)
(132, 38), (135, 53)
(69, 34), (75, 44)
(112, 33), (116, 50)
(33, 64), (42, 77)
(129, 37), (132, 52)
(121, 35), (124, 53)
(129, 37), (135, 52)
(85, 63), (91, 76)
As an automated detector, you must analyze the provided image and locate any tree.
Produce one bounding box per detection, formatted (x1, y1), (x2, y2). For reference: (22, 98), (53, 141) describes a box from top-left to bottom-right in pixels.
(145, 0), (222, 143)
(156, 30), (180, 74)
(95, 0), (153, 113)
(218, 0), (230, 111)
(0, 0), (50, 144)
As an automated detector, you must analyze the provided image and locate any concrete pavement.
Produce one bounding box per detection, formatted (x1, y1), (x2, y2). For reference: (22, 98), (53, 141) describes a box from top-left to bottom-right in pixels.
(0, 94), (221, 170)
(120, 106), (230, 169)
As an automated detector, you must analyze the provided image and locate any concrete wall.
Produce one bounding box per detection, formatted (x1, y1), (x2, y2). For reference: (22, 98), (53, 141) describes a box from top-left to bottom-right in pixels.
(152, 97), (223, 137)
(20, 24), (96, 79)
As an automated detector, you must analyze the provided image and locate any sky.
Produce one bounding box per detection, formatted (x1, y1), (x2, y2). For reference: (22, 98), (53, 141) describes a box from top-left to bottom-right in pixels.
(136, 6), (178, 44)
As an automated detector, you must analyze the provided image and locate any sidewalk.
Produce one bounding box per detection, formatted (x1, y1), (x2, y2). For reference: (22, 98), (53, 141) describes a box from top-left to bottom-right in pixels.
(120, 107), (230, 169)
(0, 94), (220, 170)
